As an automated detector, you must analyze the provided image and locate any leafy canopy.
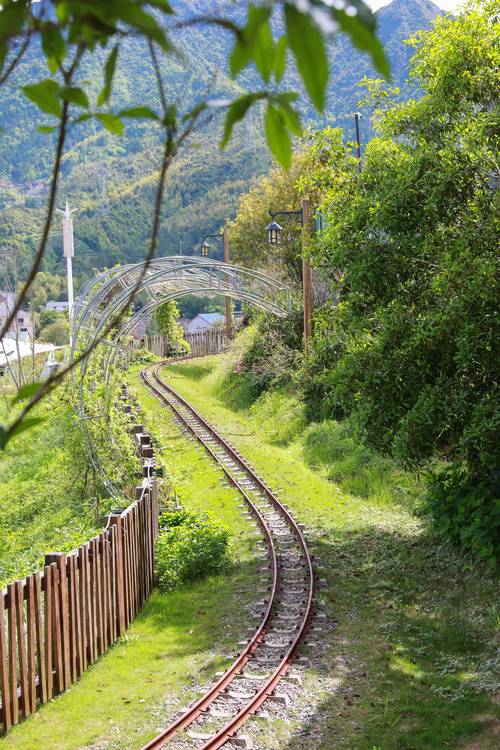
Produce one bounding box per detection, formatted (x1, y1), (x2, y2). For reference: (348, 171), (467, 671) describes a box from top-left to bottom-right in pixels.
(0, 0), (389, 169)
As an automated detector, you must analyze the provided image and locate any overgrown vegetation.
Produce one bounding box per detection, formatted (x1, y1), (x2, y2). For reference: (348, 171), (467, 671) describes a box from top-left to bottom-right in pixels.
(0, 390), (96, 587)
(230, 2), (499, 567)
(153, 300), (189, 354)
(155, 356), (499, 750)
(156, 508), (230, 592)
(0, 369), (137, 586)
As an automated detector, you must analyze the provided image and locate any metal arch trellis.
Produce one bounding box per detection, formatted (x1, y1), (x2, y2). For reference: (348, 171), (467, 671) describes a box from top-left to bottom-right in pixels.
(71, 255), (291, 499)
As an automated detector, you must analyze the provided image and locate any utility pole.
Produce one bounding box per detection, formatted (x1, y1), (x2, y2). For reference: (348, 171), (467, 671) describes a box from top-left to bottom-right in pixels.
(301, 197), (313, 347)
(223, 224), (234, 340)
(354, 112), (362, 166)
(57, 200), (77, 347)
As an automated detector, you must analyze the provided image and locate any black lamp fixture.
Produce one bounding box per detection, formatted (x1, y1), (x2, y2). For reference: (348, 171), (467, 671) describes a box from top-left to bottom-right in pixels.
(200, 232), (223, 257)
(266, 208), (304, 245)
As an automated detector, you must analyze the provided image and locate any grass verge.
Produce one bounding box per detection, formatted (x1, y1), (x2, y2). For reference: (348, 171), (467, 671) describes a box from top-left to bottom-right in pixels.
(0, 392), (99, 588)
(0, 366), (260, 749)
(155, 355), (499, 750)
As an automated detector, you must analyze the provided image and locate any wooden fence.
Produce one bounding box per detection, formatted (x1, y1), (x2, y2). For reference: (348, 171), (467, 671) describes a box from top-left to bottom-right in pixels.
(143, 329), (227, 359)
(0, 388), (159, 733)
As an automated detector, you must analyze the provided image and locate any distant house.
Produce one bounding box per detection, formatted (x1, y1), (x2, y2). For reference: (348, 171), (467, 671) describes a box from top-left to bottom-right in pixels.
(46, 300), (69, 313)
(129, 316), (151, 340)
(0, 291), (34, 340)
(185, 313), (225, 333)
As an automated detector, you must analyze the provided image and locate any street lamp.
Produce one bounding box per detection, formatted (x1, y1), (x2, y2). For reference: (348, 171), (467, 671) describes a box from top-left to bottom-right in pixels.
(266, 219), (283, 245)
(199, 229), (234, 341)
(200, 233), (222, 258)
(266, 197), (313, 348)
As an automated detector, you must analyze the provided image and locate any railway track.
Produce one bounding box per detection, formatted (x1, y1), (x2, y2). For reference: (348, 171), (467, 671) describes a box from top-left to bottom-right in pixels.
(140, 362), (315, 750)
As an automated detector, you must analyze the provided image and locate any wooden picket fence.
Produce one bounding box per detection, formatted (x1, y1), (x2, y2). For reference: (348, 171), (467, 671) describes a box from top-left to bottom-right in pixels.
(185, 329), (227, 357)
(0, 389), (159, 733)
(143, 329), (227, 359)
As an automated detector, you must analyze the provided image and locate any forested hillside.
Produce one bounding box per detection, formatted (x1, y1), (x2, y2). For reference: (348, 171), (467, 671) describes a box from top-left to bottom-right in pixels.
(0, 0), (443, 292)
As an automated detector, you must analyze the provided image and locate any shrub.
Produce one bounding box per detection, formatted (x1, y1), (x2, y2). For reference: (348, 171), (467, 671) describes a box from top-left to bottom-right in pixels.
(249, 390), (306, 445)
(426, 466), (500, 571)
(155, 508), (230, 592)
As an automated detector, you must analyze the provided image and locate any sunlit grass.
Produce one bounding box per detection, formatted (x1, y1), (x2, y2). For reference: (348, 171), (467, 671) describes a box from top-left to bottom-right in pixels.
(156, 355), (499, 750)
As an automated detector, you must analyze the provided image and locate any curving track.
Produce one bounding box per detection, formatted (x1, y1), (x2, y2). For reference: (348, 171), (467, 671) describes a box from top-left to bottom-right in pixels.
(140, 362), (315, 750)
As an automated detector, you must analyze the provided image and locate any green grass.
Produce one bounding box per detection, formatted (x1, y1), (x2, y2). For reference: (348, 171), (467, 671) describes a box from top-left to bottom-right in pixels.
(0, 392), (99, 588)
(153, 354), (499, 750)
(2, 357), (497, 749)
(1, 366), (261, 749)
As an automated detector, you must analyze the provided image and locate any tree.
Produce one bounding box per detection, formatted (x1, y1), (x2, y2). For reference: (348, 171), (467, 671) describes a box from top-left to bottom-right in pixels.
(39, 316), (68, 346)
(304, 0), (499, 565)
(228, 127), (350, 286)
(0, 0), (388, 448)
(154, 300), (188, 353)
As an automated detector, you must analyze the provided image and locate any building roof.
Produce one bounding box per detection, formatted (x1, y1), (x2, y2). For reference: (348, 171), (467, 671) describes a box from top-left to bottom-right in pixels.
(196, 313), (225, 323)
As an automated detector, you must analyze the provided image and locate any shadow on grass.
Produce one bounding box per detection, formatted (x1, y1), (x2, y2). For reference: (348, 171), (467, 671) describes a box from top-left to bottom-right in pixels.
(215, 371), (264, 412)
(164, 362), (214, 382)
(286, 525), (498, 750)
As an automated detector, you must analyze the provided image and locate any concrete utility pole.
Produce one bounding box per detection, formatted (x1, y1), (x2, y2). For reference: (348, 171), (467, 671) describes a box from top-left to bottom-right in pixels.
(301, 197), (313, 347)
(223, 224), (234, 340)
(354, 112), (362, 166)
(57, 200), (77, 347)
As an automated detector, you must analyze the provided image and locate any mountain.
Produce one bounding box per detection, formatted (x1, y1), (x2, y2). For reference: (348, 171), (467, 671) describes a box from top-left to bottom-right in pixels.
(0, 0), (443, 293)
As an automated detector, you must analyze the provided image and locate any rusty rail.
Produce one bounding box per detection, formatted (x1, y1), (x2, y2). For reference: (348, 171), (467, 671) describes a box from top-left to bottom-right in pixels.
(141, 362), (315, 750)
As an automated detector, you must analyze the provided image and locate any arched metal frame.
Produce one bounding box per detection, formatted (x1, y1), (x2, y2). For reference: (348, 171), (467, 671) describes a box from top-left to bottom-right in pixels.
(71, 255), (291, 499)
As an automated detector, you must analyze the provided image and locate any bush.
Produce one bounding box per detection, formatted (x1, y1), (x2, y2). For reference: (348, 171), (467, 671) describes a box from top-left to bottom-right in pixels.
(426, 466), (500, 571)
(234, 309), (304, 397)
(249, 390), (306, 445)
(155, 508), (230, 592)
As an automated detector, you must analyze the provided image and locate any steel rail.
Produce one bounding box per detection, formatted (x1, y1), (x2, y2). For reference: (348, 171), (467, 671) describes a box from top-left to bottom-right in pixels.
(141, 366), (279, 740)
(140, 361), (315, 750)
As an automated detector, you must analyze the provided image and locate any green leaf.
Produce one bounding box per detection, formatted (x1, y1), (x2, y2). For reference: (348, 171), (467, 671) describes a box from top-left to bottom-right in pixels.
(146, 0), (173, 11)
(274, 36), (287, 82)
(60, 86), (89, 108)
(73, 113), (93, 125)
(230, 4), (272, 76)
(10, 417), (46, 441)
(273, 94), (302, 136)
(41, 23), (66, 68)
(0, 42), (8, 75)
(37, 124), (58, 133)
(22, 79), (62, 117)
(97, 45), (119, 107)
(252, 20), (274, 83)
(164, 104), (177, 129)
(265, 103), (292, 169)
(11, 382), (43, 406)
(284, 5), (328, 111)
(119, 106), (160, 120)
(0, 416), (46, 449)
(221, 92), (266, 149)
(96, 112), (124, 135)
(117, 4), (171, 51)
(0, 3), (27, 42)
(333, 9), (389, 78)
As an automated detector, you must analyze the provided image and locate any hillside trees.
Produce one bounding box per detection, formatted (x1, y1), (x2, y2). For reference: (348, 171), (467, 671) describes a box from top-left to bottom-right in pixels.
(0, 0), (388, 448)
(303, 0), (499, 565)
